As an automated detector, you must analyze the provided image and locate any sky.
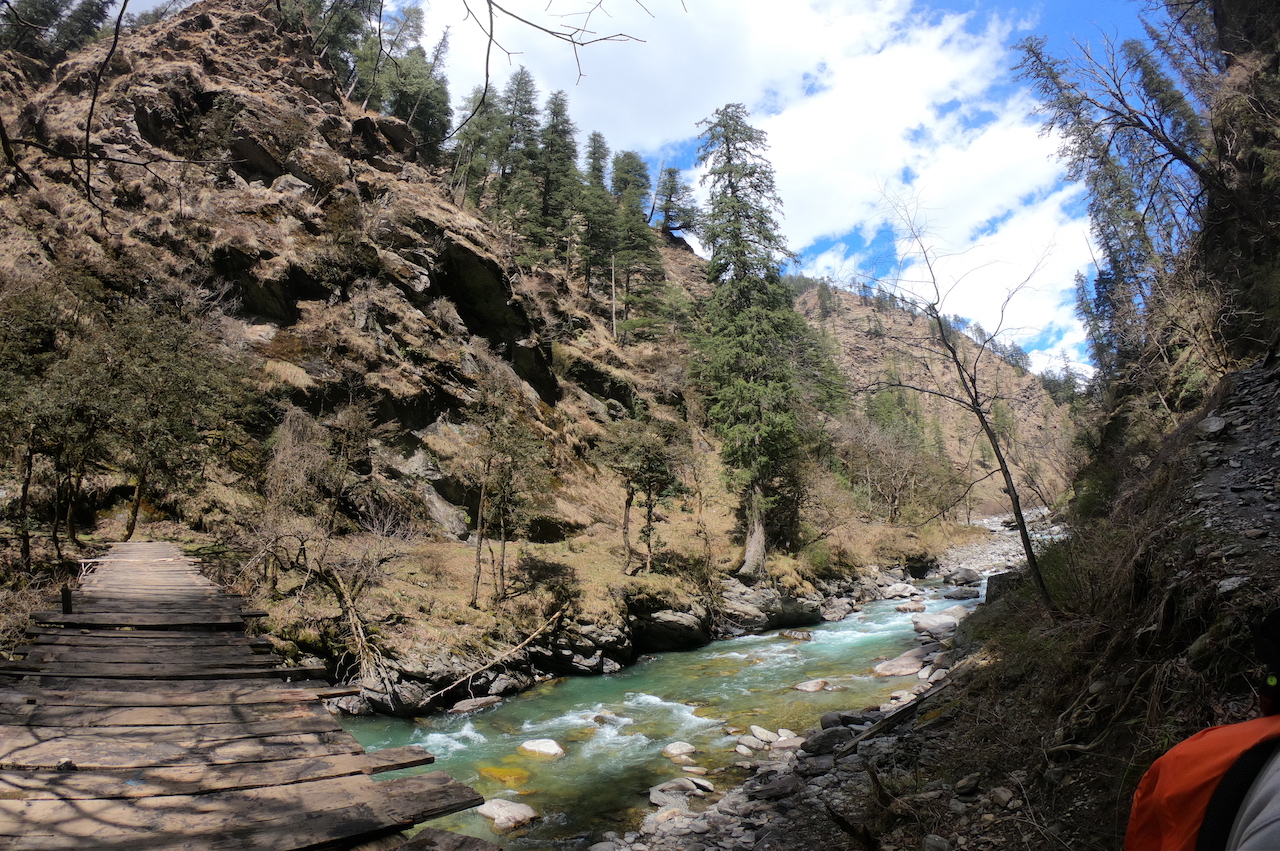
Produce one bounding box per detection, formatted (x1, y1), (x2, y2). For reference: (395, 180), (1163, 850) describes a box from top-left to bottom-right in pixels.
(115, 0), (1153, 370)
(422, 0), (1151, 372)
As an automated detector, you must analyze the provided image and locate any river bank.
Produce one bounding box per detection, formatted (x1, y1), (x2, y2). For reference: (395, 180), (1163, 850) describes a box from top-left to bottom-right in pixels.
(340, 518), (1033, 848)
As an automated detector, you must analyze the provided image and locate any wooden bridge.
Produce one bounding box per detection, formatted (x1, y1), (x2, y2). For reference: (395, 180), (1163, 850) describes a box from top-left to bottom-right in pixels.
(0, 542), (497, 850)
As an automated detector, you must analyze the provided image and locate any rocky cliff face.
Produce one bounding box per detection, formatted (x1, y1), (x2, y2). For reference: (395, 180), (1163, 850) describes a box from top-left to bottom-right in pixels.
(1, 0), (557, 426)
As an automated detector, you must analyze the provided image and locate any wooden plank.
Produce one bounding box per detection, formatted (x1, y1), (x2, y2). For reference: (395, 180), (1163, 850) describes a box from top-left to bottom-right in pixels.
(23, 632), (271, 651)
(0, 771), (481, 843)
(23, 627), (270, 648)
(12, 647), (272, 666)
(6, 701), (333, 728)
(29, 612), (248, 629)
(0, 714), (342, 744)
(0, 730), (364, 770)
(0, 663), (329, 681)
(0, 684), (345, 708)
(0, 746), (436, 801)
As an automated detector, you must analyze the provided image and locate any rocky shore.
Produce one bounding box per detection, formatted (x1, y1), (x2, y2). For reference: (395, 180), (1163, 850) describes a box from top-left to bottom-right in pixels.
(326, 520), (1032, 717)
(583, 521), (1035, 851)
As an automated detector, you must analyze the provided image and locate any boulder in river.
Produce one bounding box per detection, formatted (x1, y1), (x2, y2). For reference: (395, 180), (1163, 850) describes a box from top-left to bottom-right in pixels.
(911, 612), (960, 640)
(880, 582), (920, 599)
(477, 798), (540, 832)
(949, 566), (982, 586)
(943, 587), (980, 600)
(518, 739), (566, 759)
(895, 600), (926, 613)
(873, 645), (930, 677)
(662, 741), (696, 758)
(794, 679), (828, 692)
(632, 605), (710, 652)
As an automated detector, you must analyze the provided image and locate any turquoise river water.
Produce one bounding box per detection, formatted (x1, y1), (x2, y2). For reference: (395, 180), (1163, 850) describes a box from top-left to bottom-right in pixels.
(343, 583), (976, 849)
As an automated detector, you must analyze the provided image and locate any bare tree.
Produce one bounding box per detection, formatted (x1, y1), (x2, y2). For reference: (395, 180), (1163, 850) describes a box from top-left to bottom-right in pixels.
(863, 199), (1057, 610)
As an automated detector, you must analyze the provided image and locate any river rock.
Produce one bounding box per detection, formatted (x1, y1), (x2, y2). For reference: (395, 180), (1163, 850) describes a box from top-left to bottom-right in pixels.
(773, 736), (805, 749)
(632, 605), (710, 652)
(479, 765), (532, 786)
(801, 725), (855, 755)
(735, 744), (754, 756)
(477, 798), (540, 832)
(938, 604), (971, 620)
(662, 741), (696, 758)
(895, 600), (926, 613)
(911, 612), (959, 640)
(794, 679), (828, 692)
(874, 645), (930, 677)
(943, 586), (980, 600)
(949, 566), (982, 586)
(750, 725), (779, 743)
(449, 696), (502, 714)
(881, 582), (920, 599)
(738, 735), (766, 750)
(518, 739), (566, 759)
(718, 577), (823, 632)
(822, 598), (855, 621)
(922, 834), (953, 851)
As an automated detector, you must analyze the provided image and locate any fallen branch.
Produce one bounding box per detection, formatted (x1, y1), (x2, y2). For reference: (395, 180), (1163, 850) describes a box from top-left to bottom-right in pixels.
(424, 606), (565, 705)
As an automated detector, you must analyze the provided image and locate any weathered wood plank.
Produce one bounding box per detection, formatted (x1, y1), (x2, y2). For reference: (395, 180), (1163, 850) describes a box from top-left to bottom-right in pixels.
(29, 612), (249, 629)
(0, 730), (364, 770)
(30, 611), (250, 627)
(0, 713), (342, 744)
(3, 700), (332, 728)
(0, 746), (435, 801)
(0, 772), (481, 843)
(0, 663), (329, 681)
(12, 647), (272, 666)
(0, 683), (351, 707)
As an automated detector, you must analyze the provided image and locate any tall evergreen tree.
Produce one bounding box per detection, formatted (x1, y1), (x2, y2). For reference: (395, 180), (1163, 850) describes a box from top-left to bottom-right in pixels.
(610, 150), (650, 200)
(653, 166), (697, 236)
(692, 103), (806, 580)
(534, 90), (580, 253)
(584, 131), (610, 189)
(491, 66), (541, 207)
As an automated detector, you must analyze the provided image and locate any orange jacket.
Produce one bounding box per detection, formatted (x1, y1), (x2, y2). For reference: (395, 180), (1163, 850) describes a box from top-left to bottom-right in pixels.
(1125, 714), (1280, 850)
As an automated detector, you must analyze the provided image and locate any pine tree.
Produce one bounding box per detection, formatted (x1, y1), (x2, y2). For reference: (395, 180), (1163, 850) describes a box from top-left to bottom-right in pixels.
(584, 131), (610, 189)
(491, 66), (540, 207)
(610, 150), (649, 200)
(50, 0), (113, 54)
(653, 166), (696, 237)
(693, 103), (806, 580)
(534, 90), (581, 254)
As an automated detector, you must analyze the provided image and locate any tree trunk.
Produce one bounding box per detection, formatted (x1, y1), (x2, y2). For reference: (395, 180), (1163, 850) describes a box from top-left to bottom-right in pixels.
(981, 417), (1055, 609)
(644, 492), (656, 574)
(18, 436), (34, 572)
(621, 486), (635, 575)
(469, 472), (488, 608)
(124, 467), (146, 542)
(66, 462), (84, 546)
(737, 488), (768, 582)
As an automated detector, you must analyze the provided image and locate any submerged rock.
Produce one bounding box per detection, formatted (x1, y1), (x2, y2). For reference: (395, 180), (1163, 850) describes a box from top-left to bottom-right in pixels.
(477, 798), (540, 832)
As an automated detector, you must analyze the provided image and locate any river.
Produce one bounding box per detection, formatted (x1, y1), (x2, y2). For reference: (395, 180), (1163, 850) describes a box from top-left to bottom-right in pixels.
(342, 570), (993, 850)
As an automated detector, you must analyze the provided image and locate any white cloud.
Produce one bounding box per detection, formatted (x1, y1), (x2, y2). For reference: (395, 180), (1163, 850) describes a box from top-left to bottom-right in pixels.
(420, 0), (1098, 365)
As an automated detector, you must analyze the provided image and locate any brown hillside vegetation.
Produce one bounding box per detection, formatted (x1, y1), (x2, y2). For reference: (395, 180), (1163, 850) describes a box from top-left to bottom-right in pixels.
(797, 286), (1074, 518)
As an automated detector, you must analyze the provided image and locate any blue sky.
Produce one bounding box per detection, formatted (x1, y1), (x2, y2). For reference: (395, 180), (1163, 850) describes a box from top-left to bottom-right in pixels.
(420, 0), (1152, 371)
